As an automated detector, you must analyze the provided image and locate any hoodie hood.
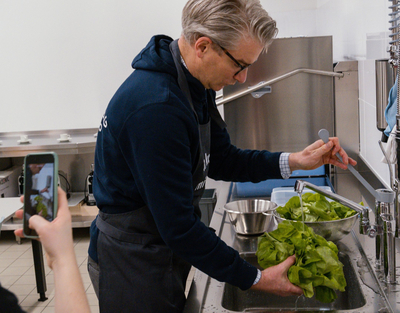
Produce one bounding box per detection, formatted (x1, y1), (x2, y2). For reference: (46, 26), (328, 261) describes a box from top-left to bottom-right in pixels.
(132, 35), (176, 76)
(133, 35), (208, 106)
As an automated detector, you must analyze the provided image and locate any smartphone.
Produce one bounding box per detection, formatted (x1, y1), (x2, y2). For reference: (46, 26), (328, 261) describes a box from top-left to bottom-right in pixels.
(23, 152), (59, 238)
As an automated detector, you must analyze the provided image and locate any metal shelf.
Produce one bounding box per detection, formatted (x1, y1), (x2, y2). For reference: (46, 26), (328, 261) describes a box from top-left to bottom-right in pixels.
(0, 128), (97, 157)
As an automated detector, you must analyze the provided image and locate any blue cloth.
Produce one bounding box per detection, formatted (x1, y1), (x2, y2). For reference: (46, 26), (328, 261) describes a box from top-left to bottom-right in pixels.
(384, 77), (398, 137)
(89, 35), (283, 291)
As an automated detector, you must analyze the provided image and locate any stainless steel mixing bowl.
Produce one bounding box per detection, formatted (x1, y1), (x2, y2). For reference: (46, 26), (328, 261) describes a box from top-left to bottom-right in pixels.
(224, 199), (277, 235)
(272, 210), (359, 242)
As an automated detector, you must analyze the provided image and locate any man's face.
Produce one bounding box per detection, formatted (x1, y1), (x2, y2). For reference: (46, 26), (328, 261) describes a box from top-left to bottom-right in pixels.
(201, 37), (263, 91)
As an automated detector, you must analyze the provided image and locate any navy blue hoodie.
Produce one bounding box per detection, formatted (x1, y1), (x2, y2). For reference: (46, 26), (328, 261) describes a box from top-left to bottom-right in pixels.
(89, 35), (283, 290)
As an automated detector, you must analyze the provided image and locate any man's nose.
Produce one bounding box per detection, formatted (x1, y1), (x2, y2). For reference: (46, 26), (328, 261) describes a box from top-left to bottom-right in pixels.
(234, 68), (248, 84)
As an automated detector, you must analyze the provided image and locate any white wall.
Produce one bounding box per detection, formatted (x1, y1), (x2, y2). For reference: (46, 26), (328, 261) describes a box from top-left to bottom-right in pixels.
(263, 0), (389, 62)
(1, 0), (395, 188)
(1, 0), (186, 132)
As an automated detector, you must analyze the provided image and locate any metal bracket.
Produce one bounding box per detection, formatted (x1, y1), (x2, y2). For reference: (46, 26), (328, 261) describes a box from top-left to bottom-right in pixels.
(249, 83), (271, 98)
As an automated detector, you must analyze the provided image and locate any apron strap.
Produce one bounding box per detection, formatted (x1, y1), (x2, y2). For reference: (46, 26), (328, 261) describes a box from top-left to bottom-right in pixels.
(207, 90), (227, 129)
(169, 40), (197, 121)
(96, 213), (163, 245)
(169, 39), (227, 129)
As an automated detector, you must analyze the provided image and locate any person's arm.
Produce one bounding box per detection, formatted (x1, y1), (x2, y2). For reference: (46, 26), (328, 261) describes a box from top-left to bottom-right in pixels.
(14, 188), (90, 313)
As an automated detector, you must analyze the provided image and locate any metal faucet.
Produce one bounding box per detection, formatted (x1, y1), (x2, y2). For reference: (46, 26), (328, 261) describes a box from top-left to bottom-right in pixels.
(294, 180), (397, 283)
(294, 180), (372, 233)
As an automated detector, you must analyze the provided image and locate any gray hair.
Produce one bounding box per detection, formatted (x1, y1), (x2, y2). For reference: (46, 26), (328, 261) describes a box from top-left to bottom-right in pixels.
(181, 0), (278, 51)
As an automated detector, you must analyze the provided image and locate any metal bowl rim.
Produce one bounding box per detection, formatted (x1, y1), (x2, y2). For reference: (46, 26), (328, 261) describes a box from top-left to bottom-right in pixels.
(224, 199), (278, 215)
(272, 209), (359, 223)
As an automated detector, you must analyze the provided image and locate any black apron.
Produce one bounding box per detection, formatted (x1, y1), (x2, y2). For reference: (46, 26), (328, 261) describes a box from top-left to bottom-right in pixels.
(95, 39), (226, 313)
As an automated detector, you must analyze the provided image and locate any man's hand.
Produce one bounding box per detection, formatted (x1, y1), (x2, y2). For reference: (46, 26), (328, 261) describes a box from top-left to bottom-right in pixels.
(289, 137), (357, 172)
(251, 255), (303, 296)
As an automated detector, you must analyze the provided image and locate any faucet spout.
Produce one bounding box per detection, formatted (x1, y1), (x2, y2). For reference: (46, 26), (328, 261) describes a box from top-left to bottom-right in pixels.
(294, 180), (372, 235)
(294, 180), (367, 214)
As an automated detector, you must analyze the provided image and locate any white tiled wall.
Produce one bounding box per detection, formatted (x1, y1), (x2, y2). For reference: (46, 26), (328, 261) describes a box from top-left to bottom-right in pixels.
(367, 32), (392, 60)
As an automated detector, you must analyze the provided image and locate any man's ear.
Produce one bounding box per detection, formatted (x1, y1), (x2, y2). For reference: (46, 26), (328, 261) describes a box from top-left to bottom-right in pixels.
(194, 37), (213, 58)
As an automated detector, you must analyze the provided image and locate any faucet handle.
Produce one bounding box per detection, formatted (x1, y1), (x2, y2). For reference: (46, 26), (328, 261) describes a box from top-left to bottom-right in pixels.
(318, 129), (330, 145)
(318, 129), (386, 201)
(367, 225), (378, 238)
(381, 213), (396, 233)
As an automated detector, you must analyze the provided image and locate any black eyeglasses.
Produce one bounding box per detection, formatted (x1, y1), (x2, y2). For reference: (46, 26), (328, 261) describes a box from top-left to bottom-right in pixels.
(219, 45), (251, 76)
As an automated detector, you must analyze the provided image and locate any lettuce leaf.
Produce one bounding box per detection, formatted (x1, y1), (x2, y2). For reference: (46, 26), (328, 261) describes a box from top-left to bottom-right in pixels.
(275, 192), (357, 222)
(256, 220), (346, 303)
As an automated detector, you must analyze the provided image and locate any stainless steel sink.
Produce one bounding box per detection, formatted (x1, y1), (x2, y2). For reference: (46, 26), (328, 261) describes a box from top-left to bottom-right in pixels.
(221, 252), (366, 312)
(183, 181), (395, 313)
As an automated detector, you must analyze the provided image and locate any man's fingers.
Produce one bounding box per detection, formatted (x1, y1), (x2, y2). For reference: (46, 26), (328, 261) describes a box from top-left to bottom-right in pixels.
(290, 285), (304, 296)
(282, 255), (296, 269)
(283, 255), (303, 295)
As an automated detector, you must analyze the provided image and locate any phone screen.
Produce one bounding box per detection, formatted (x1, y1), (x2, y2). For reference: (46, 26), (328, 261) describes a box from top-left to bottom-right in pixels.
(23, 153), (58, 237)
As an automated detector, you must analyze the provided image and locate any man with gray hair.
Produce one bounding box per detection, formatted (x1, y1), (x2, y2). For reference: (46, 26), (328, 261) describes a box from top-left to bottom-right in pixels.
(88, 0), (356, 312)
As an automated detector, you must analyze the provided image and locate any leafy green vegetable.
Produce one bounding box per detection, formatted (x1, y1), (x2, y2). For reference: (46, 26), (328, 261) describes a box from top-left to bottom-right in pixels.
(256, 220), (346, 303)
(34, 195), (48, 218)
(276, 192), (357, 222)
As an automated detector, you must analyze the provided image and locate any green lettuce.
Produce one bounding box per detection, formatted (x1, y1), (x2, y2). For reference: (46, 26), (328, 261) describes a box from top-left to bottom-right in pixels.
(34, 195), (48, 218)
(256, 220), (346, 303)
(276, 192), (357, 222)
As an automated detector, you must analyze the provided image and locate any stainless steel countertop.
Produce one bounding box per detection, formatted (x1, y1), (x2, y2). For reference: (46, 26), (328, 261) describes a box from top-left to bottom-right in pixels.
(184, 165), (400, 312)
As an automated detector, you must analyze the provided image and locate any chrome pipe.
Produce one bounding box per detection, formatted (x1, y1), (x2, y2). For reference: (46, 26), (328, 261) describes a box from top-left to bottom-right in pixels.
(216, 69), (344, 106)
(381, 213), (397, 283)
(375, 194), (395, 270)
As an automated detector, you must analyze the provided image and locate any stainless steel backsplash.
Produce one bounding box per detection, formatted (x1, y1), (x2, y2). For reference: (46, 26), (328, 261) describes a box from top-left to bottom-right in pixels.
(222, 36), (334, 153)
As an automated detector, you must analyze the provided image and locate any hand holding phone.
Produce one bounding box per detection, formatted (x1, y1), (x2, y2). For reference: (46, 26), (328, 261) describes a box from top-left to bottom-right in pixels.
(14, 187), (91, 313)
(23, 152), (58, 238)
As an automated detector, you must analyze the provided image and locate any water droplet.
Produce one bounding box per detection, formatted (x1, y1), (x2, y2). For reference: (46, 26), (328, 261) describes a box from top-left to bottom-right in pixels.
(295, 294), (306, 310)
(358, 268), (380, 294)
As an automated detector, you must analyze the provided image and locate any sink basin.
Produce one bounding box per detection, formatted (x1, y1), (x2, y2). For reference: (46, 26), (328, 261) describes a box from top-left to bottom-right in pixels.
(222, 252), (366, 312)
